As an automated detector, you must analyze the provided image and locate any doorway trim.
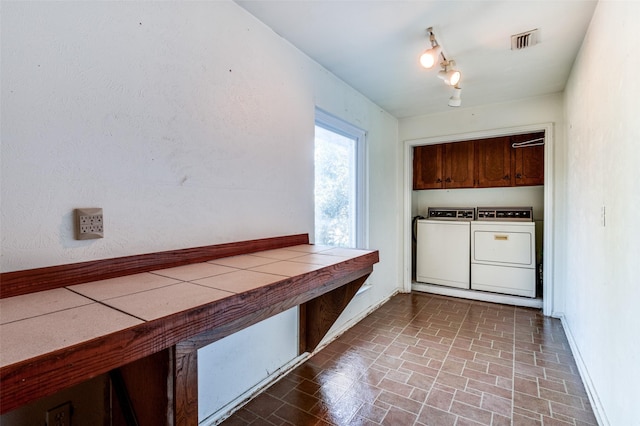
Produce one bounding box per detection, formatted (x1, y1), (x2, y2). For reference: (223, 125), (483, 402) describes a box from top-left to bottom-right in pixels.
(402, 122), (555, 316)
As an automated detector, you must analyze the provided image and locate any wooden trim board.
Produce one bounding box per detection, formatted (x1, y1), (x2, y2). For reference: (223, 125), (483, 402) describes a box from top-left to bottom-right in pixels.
(0, 234), (309, 298)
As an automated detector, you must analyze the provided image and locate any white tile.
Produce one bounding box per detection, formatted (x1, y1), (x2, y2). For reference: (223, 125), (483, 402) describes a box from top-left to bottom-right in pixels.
(68, 273), (181, 301)
(289, 253), (349, 266)
(208, 255), (277, 269)
(0, 288), (94, 324)
(192, 270), (285, 293)
(282, 244), (334, 253)
(0, 303), (142, 367)
(248, 261), (324, 277)
(101, 282), (233, 321)
(249, 248), (308, 260)
(151, 263), (238, 281)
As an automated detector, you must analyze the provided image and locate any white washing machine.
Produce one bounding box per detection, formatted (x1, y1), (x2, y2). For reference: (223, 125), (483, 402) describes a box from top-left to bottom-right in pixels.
(471, 207), (536, 297)
(416, 207), (474, 289)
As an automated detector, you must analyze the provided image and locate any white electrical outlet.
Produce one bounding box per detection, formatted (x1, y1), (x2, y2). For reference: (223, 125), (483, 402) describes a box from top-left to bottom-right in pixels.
(46, 401), (72, 426)
(75, 208), (104, 240)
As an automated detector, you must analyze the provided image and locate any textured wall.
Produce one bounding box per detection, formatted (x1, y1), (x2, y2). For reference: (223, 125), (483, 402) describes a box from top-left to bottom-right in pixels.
(1, 1), (313, 271)
(563, 2), (640, 424)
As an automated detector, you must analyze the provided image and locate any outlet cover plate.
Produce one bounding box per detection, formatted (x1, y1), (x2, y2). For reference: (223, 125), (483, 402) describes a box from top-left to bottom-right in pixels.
(46, 401), (72, 426)
(75, 208), (104, 240)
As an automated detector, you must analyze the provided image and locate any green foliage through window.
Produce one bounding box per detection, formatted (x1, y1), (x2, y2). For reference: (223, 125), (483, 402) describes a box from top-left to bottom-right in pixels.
(314, 126), (356, 247)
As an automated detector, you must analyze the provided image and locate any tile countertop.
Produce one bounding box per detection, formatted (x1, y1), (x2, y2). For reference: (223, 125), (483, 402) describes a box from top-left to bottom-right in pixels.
(0, 244), (374, 369)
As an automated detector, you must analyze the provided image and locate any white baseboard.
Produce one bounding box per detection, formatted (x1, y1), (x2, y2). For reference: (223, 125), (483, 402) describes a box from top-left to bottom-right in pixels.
(558, 314), (608, 426)
(412, 282), (543, 309)
(200, 353), (309, 426)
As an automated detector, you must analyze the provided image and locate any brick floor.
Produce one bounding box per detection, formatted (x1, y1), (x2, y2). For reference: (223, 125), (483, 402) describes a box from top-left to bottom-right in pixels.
(221, 293), (597, 425)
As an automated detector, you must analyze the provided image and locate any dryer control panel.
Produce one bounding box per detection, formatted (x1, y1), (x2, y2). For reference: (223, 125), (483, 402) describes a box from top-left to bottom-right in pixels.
(476, 207), (532, 222)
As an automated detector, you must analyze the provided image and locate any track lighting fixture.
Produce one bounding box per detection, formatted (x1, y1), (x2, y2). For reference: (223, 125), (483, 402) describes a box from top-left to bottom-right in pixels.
(419, 27), (464, 106)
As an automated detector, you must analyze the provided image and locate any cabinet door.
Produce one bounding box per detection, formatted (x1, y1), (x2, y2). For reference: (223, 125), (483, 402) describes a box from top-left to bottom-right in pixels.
(444, 141), (474, 188)
(413, 145), (444, 189)
(513, 133), (545, 186)
(476, 136), (512, 188)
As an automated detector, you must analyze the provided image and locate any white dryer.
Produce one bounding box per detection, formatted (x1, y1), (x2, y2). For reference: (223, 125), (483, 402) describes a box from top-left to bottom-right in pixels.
(471, 207), (536, 298)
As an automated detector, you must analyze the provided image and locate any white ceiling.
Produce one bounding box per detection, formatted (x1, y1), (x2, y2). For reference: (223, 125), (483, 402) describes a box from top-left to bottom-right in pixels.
(235, 0), (597, 118)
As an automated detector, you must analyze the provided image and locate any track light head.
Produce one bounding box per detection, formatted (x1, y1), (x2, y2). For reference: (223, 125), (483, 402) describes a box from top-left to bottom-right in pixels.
(438, 60), (461, 86)
(438, 68), (461, 86)
(448, 86), (462, 107)
(419, 46), (441, 69)
(419, 27), (441, 69)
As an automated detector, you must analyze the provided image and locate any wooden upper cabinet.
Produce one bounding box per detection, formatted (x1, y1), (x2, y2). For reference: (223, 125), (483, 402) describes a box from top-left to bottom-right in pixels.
(476, 136), (512, 188)
(512, 132), (545, 186)
(444, 141), (474, 188)
(413, 144), (444, 189)
(411, 132), (545, 190)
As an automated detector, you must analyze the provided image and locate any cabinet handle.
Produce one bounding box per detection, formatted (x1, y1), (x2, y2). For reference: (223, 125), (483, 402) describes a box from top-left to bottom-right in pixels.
(436, 178), (442, 183)
(445, 177), (451, 183)
(516, 173), (522, 179)
(503, 175), (510, 180)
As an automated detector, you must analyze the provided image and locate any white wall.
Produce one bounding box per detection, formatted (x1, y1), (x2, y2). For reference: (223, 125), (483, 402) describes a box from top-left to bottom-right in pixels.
(562, 2), (640, 424)
(400, 94), (564, 142)
(0, 1), (400, 423)
(1, 1), (313, 270)
(400, 94), (565, 311)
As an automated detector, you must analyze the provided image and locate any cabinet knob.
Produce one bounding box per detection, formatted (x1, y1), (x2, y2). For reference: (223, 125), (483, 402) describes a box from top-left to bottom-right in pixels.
(503, 175), (510, 180)
(436, 178), (442, 183)
(516, 173), (522, 179)
(445, 177), (451, 183)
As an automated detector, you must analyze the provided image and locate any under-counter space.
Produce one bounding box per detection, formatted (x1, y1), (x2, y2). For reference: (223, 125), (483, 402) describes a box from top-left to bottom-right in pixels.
(0, 236), (378, 422)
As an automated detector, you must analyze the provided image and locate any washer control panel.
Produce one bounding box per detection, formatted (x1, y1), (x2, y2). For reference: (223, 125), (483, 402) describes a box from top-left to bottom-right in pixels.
(427, 207), (475, 221)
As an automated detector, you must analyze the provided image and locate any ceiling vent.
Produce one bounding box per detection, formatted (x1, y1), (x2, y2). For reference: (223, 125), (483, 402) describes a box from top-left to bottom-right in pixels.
(511, 29), (538, 50)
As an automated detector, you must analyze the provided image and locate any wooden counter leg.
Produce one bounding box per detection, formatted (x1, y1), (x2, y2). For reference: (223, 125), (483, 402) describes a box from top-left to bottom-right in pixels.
(299, 274), (370, 354)
(112, 349), (171, 426)
(174, 343), (198, 426)
(110, 345), (198, 426)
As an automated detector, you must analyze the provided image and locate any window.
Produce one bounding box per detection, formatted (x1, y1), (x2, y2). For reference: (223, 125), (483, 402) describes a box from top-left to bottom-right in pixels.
(314, 108), (367, 248)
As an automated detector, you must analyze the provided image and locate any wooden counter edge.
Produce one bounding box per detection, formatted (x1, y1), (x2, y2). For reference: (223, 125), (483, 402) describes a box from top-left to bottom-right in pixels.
(0, 249), (379, 414)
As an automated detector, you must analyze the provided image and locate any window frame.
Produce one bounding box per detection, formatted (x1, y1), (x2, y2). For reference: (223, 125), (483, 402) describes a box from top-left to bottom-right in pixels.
(314, 108), (368, 249)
